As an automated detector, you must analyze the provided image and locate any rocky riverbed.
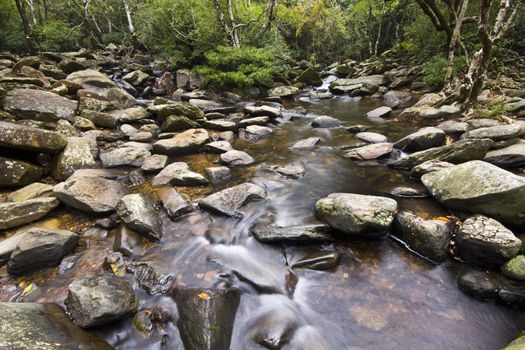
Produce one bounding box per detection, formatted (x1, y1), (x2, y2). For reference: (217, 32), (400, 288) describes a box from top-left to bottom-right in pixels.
(1, 49), (525, 349)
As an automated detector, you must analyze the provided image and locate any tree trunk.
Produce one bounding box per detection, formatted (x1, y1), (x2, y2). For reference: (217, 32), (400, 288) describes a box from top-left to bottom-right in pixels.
(443, 0), (469, 91)
(122, 0), (135, 34)
(81, 0), (103, 48)
(373, 0), (386, 56)
(14, 0), (38, 53)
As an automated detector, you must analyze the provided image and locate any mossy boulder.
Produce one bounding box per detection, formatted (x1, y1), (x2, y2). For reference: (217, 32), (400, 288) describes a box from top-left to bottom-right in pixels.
(502, 255), (525, 280)
(295, 67), (322, 86)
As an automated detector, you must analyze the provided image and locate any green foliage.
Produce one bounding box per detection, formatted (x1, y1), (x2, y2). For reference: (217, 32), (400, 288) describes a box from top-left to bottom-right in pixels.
(422, 55), (467, 90)
(194, 46), (287, 89)
(34, 20), (82, 52)
(473, 99), (508, 120)
(402, 11), (446, 58)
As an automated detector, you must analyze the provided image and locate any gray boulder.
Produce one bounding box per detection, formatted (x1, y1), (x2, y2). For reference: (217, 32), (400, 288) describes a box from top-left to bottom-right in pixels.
(54, 176), (130, 213)
(100, 146), (151, 168)
(315, 193), (398, 237)
(311, 115), (341, 128)
(157, 187), (193, 219)
(220, 150), (255, 165)
(356, 132), (387, 144)
(198, 182), (266, 217)
(7, 182), (53, 202)
(169, 169), (209, 186)
(290, 137), (320, 149)
(456, 215), (521, 267)
(65, 276), (137, 328)
(0, 121), (67, 153)
(484, 141), (525, 168)
(153, 128), (209, 155)
(366, 106), (392, 119)
(244, 105), (282, 118)
(0, 302), (112, 349)
(251, 224), (333, 243)
(0, 197), (60, 230)
(2, 88), (78, 122)
(461, 124), (522, 141)
(0, 157), (43, 187)
(151, 162), (190, 186)
(116, 194), (162, 240)
(127, 261), (173, 295)
(390, 139), (493, 169)
(8, 228), (79, 276)
(393, 211), (452, 262)
(394, 127), (446, 152)
(205, 166), (232, 185)
(344, 143), (393, 160)
(52, 137), (96, 180)
(421, 161), (525, 228)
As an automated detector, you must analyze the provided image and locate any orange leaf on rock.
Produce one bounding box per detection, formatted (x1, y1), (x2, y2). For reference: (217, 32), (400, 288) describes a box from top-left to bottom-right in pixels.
(198, 292), (210, 300)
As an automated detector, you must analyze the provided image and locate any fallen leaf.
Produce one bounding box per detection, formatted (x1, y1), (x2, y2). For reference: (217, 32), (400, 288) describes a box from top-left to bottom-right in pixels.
(198, 292), (210, 300)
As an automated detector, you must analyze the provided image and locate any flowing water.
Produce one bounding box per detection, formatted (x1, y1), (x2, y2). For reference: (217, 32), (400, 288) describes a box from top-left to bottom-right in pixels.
(1, 89), (524, 349)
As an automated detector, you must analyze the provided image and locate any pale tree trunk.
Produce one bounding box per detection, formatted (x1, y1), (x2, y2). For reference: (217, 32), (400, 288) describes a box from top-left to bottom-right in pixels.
(461, 0), (523, 108)
(226, 0), (241, 47)
(213, 0), (244, 47)
(373, 0), (386, 57)
(24, 0), (37, 25)
(81, 0), (103, 48)
(261, 0), (278, 34)
(122, 0), (135, 34)
(443, 0), (469, 91)
(14, 0), (38, 53)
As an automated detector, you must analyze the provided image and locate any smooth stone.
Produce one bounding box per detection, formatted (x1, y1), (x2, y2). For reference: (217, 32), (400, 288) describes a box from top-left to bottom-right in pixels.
(421, 161), (525, 228)
(220, 150), (255, 165)
(366, 106), (392, 118)
(157, 187), (193, 219)
(437, 120), (470, 135)
(410, 160), (453, 178)
(116, 194), (162, 240)
(251, 224), (333, 243)
(290, 137), (320, 149)
(0, 302), (112, 349)
(111, 107), (149, 123)
(315, 193), (398, 238)
(346, 125), (369, 133)
(173, 288), (241, 350)
(54, 176), (130, 213)
(169, 169), (209, 186)
(100, 147), (151, 168)
(2, 88), (78, 122)
(204, 119), (238, 131)
(153, 128), (209, 155)
(456, 215), (521, 267)
(390, 139), (493, 169)
(389, 185), (428, 198)
(113, 223), (142, 257)
(461, 124), (522, 141)
(198, 182), (266, 217)
(394, 127), (446, 152)
(0, 121), (67, 153)
(498, 277), (525, 307)
(355, 132), (387, 143)
(457, 269), (499, 300)
(141, 154), (168, 173)
(162, 115), (200, 132)
(7, 228), (79, 276)
(344, 142), (393, 160)
(52, 137), (96, 180)
(311, 115), (341, 128)
(244, 105), (282, 118)
(148, 101), (204, 120)
(205, 166), (232, 185)
(151, 162), (190, 186)
(0, 197), (60, 230)
(6, 182), (53, 202)
(0, 157), (43, 187)
(203, 141), (233, 153)
(245, 125), (273, 136)
(268, 86), (299, 98)
(502, 255), (525, 280)
(66, 69), (116, 89)
(65, 276), (137, 328)
(393, 211), (452, 262)
(127, 261), (174, 295)
(239, 116), (270, 127)
(484, 141), (525, 168)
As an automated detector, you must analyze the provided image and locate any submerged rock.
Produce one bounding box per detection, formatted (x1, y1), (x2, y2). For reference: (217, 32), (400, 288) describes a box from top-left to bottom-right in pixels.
(393, 211), (452, 262)
(199, 182), (266, 217)
(292, 251), (340, 270)
(344, 143), (393, 160)
(457, 269), (499, 300)
(0, 197), (60, 230)
(421, 161), (525, 228)
(7, 228), (79, 276)
(456, 215), (521, 267)
(116, 194), (162, 240)
(311, 115), (341, 128)
(410, 160), (453, 178)
(251, 223), (333, 243)
(127, 261), (174, 295)
(290, 137), (320, 149)
(174, 288), (241, 350)
(0, 302), (113, 349)
(275, 163), (306, 179)
(315, 193), (398, 238)
(54, 176), (130, 213)
(65, 276), (137, 328)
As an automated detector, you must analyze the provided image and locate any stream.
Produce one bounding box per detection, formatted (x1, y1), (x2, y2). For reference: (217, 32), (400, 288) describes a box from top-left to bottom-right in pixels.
(1, 87), (525, 350)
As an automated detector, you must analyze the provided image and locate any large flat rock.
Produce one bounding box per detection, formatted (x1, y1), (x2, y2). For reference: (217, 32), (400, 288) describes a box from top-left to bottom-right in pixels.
(0, 121), (67, 153)
(2, 88), (78, 121)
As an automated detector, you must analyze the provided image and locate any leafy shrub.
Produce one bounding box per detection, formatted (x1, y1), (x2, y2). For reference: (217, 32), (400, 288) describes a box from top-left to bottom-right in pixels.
(34, 20), (82, 51)
(194, 46), (288, 89)
(422, 55), (467, 90)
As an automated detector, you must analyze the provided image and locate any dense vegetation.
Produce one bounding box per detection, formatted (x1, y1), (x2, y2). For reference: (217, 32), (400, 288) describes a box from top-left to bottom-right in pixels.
(1, 0), (524, 102)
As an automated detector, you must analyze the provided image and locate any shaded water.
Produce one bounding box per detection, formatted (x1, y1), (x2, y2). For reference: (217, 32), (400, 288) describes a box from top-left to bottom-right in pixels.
(1, 92), (524, 349)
